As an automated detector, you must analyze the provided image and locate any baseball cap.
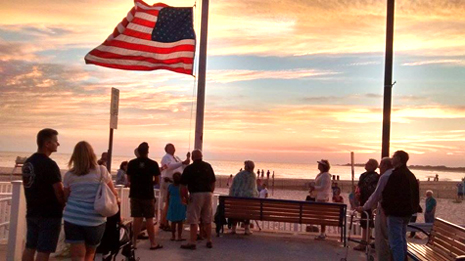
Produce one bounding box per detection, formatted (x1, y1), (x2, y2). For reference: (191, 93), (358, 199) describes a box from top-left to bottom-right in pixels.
(317, 159), (330, 167)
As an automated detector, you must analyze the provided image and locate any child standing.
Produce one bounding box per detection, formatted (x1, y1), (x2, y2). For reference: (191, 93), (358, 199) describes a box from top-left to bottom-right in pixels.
(332, 187), (344, 203)
(167, 172), (187, 241)
(259, 184), (268, 199)
(424, 190), (437, 223)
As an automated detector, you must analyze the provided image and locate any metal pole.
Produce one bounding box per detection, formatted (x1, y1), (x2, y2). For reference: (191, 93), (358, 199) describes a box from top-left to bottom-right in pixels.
(194, 0), (210, 151)
(351, 152), (355, 193)
(381, 0), (395, 158)
(107, 128), (113, 172)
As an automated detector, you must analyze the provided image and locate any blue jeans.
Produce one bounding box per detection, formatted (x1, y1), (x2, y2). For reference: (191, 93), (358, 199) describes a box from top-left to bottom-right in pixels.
(387, 215), (411, 261)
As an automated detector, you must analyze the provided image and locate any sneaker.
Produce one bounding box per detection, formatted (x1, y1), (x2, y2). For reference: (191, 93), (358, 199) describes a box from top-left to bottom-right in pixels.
(314, 234), (326, 240)
(244, 229), (253, 235)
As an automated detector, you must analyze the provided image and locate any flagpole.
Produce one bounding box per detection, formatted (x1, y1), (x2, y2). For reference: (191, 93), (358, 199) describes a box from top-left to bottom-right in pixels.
(194, 0), (209, 151)
(381, 0), (395, 158)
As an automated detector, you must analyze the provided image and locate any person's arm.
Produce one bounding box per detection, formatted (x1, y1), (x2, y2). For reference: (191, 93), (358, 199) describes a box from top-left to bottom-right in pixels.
(49, 163), (65, 206)
(53, 182), (65, 206)
(211, 181), (216, 193)
(153, 162), (161, 186)
(64, 187), (70, 202)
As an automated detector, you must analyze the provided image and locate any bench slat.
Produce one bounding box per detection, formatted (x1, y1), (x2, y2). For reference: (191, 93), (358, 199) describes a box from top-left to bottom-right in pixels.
(433, 226), (465, 252)
(408, 242), (450, 261)
(432, 232), (465, 256)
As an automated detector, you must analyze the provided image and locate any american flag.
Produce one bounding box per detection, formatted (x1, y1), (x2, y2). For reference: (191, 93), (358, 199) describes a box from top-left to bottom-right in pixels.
(85, 0), (196, 75)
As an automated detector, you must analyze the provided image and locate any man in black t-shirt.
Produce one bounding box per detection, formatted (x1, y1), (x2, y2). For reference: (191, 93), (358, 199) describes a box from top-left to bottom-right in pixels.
(180, 149), (216, 250)
(22, 128), (64, 261)
(126, 142), (162, 250)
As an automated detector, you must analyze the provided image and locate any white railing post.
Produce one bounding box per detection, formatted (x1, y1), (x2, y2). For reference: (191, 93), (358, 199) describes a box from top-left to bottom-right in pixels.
(212, 194), (219, 221)
(7, 181), (26, 261)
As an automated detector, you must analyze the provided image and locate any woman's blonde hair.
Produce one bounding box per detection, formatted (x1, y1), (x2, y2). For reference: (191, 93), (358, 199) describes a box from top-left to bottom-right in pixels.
(68, 141), (98, 176)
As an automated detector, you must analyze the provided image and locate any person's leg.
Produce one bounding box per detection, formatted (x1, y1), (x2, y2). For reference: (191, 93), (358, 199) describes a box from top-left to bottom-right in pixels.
(177, 222), (183, 240)
(35, 252), (51, 261)
(387, 216), (407, 261)
(399, 216), (409, 261)
(22, 248), (36, 261)
(84, 245), (97, 261)
(189, 224), (198, 245)
(69, 243), (86, 261)
(409, 215), (417, 237)
(170, 221), (176, 240)
(146, 218), (159, 247)
(132, 218), (143, 247)
(23, 217), (39, 261)
(231, 221), (237, 234)
(375, 209), (391, 261)
(35, 217), (61, 261)
(205, 223), (212, 244)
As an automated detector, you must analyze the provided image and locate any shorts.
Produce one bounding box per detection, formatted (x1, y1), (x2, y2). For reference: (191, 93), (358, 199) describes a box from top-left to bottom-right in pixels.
(186, 192), (213, 225)
(26, 217), (62, 253)
(130, 198), (155, 218)
(64, 221), (106, 248)
(360, 210), (375, 229)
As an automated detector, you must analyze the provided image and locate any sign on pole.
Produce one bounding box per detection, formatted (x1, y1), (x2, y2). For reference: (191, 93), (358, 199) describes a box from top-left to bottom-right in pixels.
(110, 88), (119, 129)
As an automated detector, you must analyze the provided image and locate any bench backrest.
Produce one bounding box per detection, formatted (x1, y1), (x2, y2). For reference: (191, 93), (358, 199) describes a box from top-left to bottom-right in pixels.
(219, 196), (346, 227)
(428, 218), (465, 259)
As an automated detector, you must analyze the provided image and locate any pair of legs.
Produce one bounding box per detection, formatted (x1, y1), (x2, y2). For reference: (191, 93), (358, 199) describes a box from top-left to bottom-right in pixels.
(182, 192), (213, 249)
(133, 217), (158, 248)
(188, 223), (212, 245)
(375, 208), (392, 261)
(408, 215), (417, 237)
(130, 198), (160, 248)
(387, 215), (410, 261)
(22, 249), (52, 261)
(231, 220), (252, 234)
(69, 244), (97, 261)
(23, 217), (61, 261)
(170, 221), (185, 240)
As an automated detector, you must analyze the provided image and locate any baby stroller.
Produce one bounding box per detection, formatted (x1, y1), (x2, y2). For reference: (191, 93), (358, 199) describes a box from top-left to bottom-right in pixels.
(340, 210), (375, 261)
(97, 210), (137, 261)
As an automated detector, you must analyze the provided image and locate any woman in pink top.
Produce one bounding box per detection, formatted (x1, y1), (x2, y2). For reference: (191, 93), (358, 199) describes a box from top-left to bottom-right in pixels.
(310, 159), (332, 240)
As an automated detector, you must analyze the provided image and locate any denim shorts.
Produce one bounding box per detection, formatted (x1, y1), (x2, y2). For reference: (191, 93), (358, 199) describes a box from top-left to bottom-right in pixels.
(26, 217), (62, 253)
(64, 221), (106, 248)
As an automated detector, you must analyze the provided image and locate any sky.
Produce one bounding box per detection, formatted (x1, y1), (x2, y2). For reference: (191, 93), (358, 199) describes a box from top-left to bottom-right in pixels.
(1, 0), (465, 166)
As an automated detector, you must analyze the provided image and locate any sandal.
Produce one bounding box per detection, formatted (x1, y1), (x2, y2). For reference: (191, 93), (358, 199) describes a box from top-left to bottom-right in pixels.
(150, 244), (163, 250)
(206, 242), (213, 249)
(180, 244), (196, 250)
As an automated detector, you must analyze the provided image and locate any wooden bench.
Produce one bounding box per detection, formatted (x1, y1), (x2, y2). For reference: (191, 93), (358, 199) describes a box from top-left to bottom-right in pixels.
(407, 218), (465, 261)
(218, 196), (347, 246)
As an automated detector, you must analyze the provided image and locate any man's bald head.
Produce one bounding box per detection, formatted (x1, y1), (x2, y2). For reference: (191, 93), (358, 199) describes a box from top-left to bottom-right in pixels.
(192, 149), (203, 161)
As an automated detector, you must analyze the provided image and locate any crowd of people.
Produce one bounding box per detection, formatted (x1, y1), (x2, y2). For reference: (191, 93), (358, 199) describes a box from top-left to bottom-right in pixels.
(21, 128), (217, 261)
(21, 128), (434, 261)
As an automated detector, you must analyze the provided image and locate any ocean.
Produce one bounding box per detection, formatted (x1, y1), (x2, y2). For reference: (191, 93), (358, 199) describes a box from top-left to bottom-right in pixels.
(0, 151), (463, 181)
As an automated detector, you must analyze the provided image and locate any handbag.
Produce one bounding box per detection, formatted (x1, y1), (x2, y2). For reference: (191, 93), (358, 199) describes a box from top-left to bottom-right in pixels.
(94, 165), (119, 217)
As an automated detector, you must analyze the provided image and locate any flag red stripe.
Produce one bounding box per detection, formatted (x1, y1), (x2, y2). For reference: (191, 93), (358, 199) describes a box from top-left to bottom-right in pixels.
(86, 60), (192, 74)
(105, 39), (195, 54)
(89, 49), (194, 64)
(123, 28), (152, 40)
(132, 17), (156, 28)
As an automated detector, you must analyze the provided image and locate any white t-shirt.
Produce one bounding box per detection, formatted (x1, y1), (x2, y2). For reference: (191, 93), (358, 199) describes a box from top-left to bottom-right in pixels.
(161, 153), (184, 179)
(259, 188), (268, 198)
